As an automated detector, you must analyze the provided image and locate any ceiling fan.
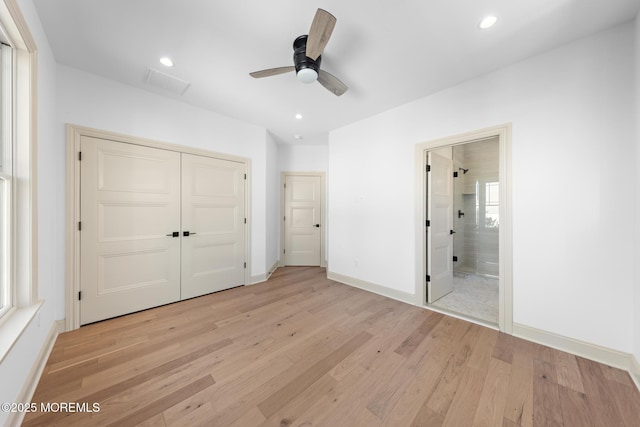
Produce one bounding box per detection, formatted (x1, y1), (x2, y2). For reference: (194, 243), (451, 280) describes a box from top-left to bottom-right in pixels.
(249, 8), (348, 96)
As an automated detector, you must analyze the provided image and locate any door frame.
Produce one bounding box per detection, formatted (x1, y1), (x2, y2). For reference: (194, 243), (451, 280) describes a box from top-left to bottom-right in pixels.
(65, 124), (252, 331)
(279, 172), (326, 268)
(414, 124), (513, 334)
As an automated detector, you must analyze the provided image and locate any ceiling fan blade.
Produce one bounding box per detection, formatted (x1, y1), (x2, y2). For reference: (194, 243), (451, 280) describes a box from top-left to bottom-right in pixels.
(306, 9), (336, 60)
(318, 69), (348, 96)
(249, 66), (295, 78)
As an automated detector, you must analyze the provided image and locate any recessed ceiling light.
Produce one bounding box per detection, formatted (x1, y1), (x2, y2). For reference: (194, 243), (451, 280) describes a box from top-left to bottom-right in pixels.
(159, 57), (174, 67)
(479, 16), (497, 29)
(294, 134), (303, 140)
(295, 113), (303, 120)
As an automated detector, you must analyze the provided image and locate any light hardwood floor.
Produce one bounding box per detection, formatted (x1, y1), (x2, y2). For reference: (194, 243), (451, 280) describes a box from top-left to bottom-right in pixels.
(23, 267), (640, 426)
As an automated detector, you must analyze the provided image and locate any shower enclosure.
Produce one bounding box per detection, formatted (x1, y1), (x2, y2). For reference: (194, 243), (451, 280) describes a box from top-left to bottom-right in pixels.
(452, 138), (499, 278)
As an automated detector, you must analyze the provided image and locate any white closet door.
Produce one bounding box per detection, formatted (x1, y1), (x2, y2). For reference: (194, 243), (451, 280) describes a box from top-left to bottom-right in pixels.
(80, 137), (181, 324)
(180, 153), (246, 299)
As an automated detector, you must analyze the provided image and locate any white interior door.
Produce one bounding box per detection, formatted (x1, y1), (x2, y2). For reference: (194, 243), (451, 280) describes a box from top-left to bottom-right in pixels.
(427, 148), (454, 303)
(80, 137), (181, 324)
(284, 175), (321, 266)
(181, 153), (246, 299)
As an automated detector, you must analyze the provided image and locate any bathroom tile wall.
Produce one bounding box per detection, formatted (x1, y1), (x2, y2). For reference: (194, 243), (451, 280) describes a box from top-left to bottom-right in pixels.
(453, 137), (499, 277)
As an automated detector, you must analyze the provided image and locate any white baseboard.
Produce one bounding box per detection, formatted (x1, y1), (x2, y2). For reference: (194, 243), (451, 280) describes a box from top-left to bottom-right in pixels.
(326, 271), (416, 306)
(631, 355), (640, 391)
(513, 323), (640, 391)
(250, 261), (279, 285)
(6, 319), (64, 427)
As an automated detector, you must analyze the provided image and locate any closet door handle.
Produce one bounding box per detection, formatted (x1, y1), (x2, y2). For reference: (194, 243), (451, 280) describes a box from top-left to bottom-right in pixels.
(315, 224), (320, 228)
(166, 231), (179, 237)
(183, 231), (197, 236)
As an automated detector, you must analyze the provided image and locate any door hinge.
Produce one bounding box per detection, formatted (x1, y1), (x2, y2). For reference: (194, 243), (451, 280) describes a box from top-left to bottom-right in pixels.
(283, 216), (286, 221)
(284, 183), (286, 189)
(453, 171), (458, 178)
(283, 249), (286, 254)
(425, 219), (430, 227)
(426, 164), (431, 172)
(244, 173), (247, 180)
(244, 262), (247, 268)
(244, 218), (247, 224)
(78, 291), (82, 301)
(78, 152), (82, 161)
(78, 221), (82, 231)
(426, 275), (431, 282)
(453, 256), (458, 262)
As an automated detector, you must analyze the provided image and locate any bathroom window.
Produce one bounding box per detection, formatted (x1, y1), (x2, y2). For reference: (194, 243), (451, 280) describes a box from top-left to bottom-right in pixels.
(485, 181), (499, 228)
(476, 180), (499, 230)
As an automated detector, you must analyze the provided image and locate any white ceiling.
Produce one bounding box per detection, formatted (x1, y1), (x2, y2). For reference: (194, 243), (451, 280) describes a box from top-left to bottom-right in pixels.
(33, 0), (640, 144)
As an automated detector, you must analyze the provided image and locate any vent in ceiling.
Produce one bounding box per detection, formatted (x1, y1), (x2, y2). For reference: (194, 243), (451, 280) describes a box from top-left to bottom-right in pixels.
(144, 68), (191, 95)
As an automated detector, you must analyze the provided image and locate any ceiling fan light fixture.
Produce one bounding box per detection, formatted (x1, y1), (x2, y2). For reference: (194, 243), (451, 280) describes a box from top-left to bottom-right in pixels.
(297, 68), (318, 83)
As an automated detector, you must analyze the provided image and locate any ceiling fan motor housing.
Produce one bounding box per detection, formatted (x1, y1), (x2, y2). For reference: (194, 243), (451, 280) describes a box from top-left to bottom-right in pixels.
(293, 35), (321, 78)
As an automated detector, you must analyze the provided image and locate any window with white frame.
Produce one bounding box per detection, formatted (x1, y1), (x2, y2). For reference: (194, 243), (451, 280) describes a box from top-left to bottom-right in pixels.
(0, 37), (12, 319)
(0, 0), (38, 364)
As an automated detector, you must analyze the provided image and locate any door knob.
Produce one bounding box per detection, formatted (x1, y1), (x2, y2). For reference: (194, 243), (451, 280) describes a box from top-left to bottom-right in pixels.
(183, 231), (197, 236)
(315, 224), (320, 228)
(450, 230), (456, 235)
(166, 231), (179, 237)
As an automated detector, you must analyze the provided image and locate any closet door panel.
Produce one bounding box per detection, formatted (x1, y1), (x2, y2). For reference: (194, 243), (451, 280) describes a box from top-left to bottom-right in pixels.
(80, 137), (181, 324)
(181, 153), (246, 299)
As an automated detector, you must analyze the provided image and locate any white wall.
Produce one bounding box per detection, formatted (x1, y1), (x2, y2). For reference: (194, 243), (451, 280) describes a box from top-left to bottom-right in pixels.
(264, 132), (280, 274)
(56, 65), (272, 280)
(329, 22), (635, 353)
(278, 143), (328, 172)
(0, 0), (60, 425)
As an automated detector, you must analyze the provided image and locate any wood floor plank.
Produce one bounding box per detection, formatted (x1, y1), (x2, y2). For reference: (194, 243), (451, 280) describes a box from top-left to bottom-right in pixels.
(106, 375), (215, 427)
(503, 347), (535, 427)
(576, 356), (627, 427)
(554, 349), (585, 393)
(257, 330), (372, 418)
(441, 367), (487, 427)
(604, 376), (640, 427)
(492, 332), (516, 364)
(228, 407), (266, 427)
(557, 385), (594, 427)
(383, 318), (473, 426)
(471, 357), (511, 427)
(294, 334), (409, 427)
(426, 324), (481, 416)
(22, 267), (640, 427)
(394, 310), (442, 357)
(600, 364), (634, 387)
(532, 359), (563, 427)
(410, 404), (444, 427)
(161, 388), (216, 427)
(259, 373), (337, 427)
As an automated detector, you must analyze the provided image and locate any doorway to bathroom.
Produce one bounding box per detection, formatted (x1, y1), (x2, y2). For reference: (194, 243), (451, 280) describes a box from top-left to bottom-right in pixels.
(430, 138), (499, 324)
(415, 124), (512, 332)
